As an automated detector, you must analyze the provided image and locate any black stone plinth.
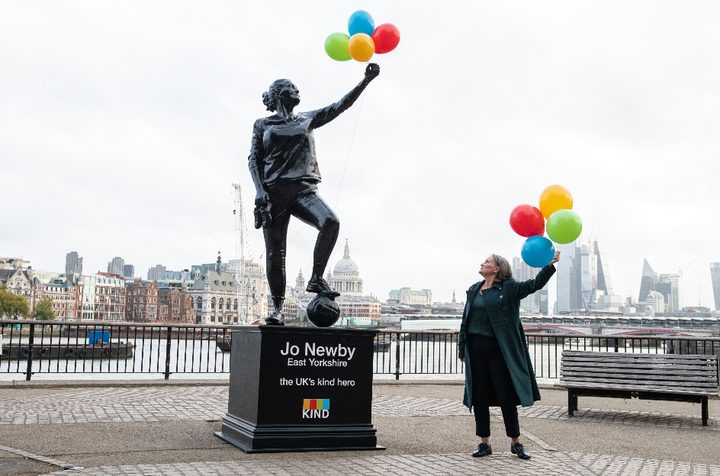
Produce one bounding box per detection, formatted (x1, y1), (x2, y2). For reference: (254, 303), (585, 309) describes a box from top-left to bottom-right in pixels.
(215, 325), (384, 453)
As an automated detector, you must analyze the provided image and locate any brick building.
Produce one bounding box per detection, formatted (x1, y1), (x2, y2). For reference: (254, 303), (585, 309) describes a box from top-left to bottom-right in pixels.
(125, 280), (159, 322)
(158, 282), (195, 324)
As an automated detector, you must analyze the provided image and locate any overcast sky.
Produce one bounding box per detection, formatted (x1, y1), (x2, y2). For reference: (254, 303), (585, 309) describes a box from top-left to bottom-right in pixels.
(2, 1), (719, 311)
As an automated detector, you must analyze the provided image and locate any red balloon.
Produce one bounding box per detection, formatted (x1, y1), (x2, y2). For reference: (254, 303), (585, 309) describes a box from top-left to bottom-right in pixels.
(372, 23), (400, 54)
(509, 204), (545, 238)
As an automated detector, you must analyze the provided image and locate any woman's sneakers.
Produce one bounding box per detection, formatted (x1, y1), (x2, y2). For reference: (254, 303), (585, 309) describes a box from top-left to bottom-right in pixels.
(471, 442), (492, 457)
(510, 442), (531, 459)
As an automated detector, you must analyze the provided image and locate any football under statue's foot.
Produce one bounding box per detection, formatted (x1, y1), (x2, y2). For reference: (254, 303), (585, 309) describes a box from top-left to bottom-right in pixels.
(306, 277), (340, 298)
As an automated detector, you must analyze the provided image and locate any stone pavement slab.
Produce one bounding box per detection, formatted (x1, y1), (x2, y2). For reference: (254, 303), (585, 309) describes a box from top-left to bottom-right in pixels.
(1, 384), (719, 475)
(39, 452), (720, 476)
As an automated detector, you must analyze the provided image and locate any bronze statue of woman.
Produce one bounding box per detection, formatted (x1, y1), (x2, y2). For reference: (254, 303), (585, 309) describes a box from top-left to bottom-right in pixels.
(248, 63), (380, 325)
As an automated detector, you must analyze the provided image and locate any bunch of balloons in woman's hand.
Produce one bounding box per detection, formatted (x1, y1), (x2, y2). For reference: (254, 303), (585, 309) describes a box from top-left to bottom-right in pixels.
(325, 10), (400, 62)
(509, 185), (583, 268)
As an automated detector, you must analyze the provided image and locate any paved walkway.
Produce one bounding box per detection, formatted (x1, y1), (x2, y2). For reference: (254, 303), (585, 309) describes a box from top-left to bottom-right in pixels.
(0, 383), (718, 475)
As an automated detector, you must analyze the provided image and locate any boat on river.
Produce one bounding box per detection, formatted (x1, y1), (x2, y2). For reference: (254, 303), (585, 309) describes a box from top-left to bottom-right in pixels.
(216, 336), (232, 352)
(374, 336), (391, 352)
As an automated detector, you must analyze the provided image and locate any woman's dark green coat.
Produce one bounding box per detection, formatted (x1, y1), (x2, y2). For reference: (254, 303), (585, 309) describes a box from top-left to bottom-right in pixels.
(459, 264), (556, 410)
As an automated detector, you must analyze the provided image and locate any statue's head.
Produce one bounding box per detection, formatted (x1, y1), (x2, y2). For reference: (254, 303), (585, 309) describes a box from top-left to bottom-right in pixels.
(262, 79), (300, 112)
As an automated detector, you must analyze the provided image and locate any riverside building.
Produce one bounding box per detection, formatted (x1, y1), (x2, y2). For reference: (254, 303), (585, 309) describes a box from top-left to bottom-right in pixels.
(188, 253), (238, 324)
(0, 259), (35, 311)
(33, 277), (78, 320)
(78, 273), (126, 321)
(125, 280), (159, 322)
(158, 282), (195, 324)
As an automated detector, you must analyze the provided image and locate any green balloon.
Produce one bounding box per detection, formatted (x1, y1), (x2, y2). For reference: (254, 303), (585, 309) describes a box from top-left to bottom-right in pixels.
(325, 32), (351, 61)
(546, 209), (582, 244)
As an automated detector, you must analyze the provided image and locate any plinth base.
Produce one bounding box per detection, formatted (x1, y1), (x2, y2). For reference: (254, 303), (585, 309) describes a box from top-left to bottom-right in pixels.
(214, 325), (384, 453)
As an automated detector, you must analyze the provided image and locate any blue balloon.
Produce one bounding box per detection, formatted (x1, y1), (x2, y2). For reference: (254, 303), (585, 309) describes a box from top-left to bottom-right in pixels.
(348, 10), (375, 37)
(521, 235), (556, 268)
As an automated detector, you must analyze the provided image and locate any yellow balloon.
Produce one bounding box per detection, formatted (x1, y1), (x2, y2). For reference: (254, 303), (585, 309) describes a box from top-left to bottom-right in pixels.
(348, 33), (375, 62)
(539, 184), (573, 219)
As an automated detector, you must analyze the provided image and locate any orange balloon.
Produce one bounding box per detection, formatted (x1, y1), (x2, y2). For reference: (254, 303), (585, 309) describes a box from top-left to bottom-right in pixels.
(348, 33), (375, 62)
(539, 184), (573, 219)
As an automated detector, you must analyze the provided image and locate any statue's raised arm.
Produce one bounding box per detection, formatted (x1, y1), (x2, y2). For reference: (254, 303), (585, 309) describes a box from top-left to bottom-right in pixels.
(310, 63), (380, 130)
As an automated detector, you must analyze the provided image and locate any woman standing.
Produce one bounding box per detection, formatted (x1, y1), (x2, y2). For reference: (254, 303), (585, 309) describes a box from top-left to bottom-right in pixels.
(248, 63), (380, 325)
(458, 251), (560, 459)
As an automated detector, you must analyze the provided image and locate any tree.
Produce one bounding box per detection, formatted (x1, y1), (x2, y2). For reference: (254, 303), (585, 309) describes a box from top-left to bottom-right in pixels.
(0, 285), (30, 319)
(33, 297), (55, 320)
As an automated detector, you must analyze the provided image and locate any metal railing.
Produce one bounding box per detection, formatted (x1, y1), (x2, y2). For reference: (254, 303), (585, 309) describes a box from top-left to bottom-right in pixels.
(2, 320), (719, 381)
(0, 320), (231, 380)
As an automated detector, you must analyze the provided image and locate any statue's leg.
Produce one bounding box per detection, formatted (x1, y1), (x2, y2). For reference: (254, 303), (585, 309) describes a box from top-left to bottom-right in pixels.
(291, 191), (340, 297)
(263, 207), (291, 324)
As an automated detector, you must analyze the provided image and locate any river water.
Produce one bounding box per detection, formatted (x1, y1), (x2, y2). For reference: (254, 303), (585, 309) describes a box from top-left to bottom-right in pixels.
(0, 335), (664, 382)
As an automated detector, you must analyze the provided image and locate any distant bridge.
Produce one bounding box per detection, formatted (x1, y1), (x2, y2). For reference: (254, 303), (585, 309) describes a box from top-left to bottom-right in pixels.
(522, 322), (714, 337)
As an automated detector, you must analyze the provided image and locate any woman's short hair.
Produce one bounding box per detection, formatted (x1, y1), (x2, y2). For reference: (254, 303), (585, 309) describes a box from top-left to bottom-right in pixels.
(492, 254), (513, 281)
(262, 79), (290, 112)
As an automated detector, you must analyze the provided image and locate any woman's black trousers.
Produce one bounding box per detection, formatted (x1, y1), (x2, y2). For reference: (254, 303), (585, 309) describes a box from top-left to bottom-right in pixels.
(467, 334), (521, 439)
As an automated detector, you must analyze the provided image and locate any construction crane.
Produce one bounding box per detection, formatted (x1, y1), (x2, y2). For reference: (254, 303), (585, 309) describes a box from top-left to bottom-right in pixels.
(232, 183), (251, 325)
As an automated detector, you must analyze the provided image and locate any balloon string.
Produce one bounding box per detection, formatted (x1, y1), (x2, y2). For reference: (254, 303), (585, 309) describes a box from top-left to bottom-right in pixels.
(288, 91), (366, 245)
(334, 91), (365, 209)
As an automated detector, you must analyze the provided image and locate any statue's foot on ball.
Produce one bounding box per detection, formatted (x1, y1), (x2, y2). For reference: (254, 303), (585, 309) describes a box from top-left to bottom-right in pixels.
(264, 310), (285, 326)
(306, 276), (340, 298)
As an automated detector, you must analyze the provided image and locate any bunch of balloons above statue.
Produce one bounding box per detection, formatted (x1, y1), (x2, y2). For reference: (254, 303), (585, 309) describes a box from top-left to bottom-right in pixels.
(509, 185), (583, 268)
(325, 11), (400, 62)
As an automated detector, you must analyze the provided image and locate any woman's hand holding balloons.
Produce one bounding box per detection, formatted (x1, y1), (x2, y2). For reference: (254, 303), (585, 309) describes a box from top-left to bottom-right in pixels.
(550, 250), (561, 266)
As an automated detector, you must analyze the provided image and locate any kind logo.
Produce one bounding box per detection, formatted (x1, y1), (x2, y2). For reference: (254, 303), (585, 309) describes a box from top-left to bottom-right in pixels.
(303, 399), (330, 419)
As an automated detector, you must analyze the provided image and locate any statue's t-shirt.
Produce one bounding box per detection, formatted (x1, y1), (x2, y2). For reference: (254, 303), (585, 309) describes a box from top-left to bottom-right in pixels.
(248, 86), (366, 189)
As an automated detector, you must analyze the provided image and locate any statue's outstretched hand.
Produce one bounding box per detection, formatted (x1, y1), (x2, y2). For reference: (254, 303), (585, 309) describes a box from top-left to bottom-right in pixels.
(365, 63), (380, 81)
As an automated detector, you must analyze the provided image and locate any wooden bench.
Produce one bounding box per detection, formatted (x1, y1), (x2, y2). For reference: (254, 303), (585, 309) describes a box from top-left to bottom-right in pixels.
(559, 350), (719, 426)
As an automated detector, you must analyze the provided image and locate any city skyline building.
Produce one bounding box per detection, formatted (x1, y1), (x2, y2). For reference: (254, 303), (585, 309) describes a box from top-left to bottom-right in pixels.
(555, 239), (622, 315)
(555, 242), (582, 313)
(191, 261), (230, 280)
(229, 258), (269, 323)
(161, 270), (192, 281)
(512, 257), (548, 315)
(125, 280), (158, 322)
(77, 273), (126, 321)
(637, 259), (681, 314)
(710, 263), (720, 311)
(387, 288), (433, 306)
(327, 240), (364, 296)
(656, 273), (680, 314)
(0, 262), (34, 313)
(158, 282), (195, 324)
(123, 264), (135, 279)
(638, 258), (655, 303)
(33, 277), (78, 320)
(65, 251), (83, 276)
(108, 257), (124, 276)
(147, 264), (167, 281)
(188, 254), (238, 325)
